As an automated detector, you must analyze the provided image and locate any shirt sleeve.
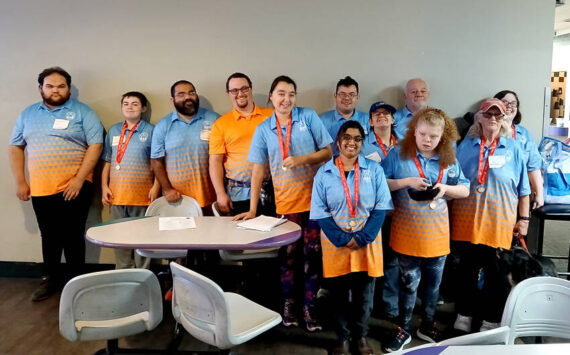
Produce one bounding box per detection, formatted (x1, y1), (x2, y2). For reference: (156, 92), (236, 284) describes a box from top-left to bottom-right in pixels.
(9, 113), (26, 146)
(451, 160), (470, 188)
(381, 148), (397, 179)
(151, 119), (167, 159)
(308, 110), (333, 149)
(525, 139), (543, 172)
(310, 168), (332, 220)
(102, 128), (112, 162)
(82, 108), (104, 145)
(247, 124), (268, 164)
(209, 119), (226, 155)
(516, 146), (531, 196)
(373, 163), (394, 211)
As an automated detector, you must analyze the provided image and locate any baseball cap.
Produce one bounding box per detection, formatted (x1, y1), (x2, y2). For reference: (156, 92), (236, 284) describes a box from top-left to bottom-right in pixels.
(479, 98), (506, 114)
(369, 101), (396, 115)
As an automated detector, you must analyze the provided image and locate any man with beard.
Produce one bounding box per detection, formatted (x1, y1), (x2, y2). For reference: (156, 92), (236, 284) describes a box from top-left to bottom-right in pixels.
(9, 67), (104, 301)
(209, 73), (275, 215)
(319, 76), (369, 155)
(151, 80), (220, 212)
(393, 78), (430, 139)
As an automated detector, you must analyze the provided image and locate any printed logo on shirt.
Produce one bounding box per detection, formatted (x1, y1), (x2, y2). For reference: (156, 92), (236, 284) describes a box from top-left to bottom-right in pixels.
(362, 170), (372, 182)
(139, 131), (149, 142)
(505, 150), (513, 162)
(66, 111), (75, 120)
(298, 121), (308, 132)
(448, 169), (456, 178)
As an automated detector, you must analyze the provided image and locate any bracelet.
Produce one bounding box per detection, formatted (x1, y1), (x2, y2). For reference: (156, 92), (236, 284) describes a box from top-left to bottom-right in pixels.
(518, 216), (531, 221)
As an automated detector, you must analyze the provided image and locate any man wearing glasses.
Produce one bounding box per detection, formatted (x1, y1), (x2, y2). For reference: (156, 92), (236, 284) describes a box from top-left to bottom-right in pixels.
(151, 80), (220, 213)
(393, 78), (430, 139)
(208, 73), (274, 215)
(319, 76), (369, 155)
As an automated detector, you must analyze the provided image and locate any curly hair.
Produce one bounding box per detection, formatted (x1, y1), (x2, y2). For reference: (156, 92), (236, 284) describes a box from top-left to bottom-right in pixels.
(399, 107), (460, 168)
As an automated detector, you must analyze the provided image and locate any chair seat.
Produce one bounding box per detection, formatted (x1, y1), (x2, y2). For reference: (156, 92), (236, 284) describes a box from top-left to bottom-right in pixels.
(219, 248), (279, 261)
(136, 249), (187, 259)
(225, 292), (282, 343)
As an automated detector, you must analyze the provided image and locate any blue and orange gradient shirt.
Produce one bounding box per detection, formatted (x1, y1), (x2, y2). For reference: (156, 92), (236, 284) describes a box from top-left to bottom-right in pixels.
(451, 136), (530, 249)
(10, 99), (104, 196)
(247, 107), (332, 215)
(102, 120), (155, 206)
(151, 107), (220, 207)
(382, 146), (470, 257)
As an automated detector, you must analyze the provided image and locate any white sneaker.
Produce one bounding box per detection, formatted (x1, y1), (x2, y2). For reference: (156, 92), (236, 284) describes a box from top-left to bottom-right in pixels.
(480, 320), (500, 332)
(453, 314), (473, 333)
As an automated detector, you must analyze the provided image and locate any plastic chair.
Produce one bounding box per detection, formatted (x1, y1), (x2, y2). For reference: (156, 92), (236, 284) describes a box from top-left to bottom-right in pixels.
(500, 276), (570, 343)
(437, 326), (510, 346)
(136, 195), (203, 259)
(59, 269), (162, 353)
(169, 262), (282, 351)
(212, 202), (279, 262)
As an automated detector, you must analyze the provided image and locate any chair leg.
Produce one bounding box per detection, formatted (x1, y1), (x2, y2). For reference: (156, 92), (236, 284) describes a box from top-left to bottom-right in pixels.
(168, 322), (185, 352)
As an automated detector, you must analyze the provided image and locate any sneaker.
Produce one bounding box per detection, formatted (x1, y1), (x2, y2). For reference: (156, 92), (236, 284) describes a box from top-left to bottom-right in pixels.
(417, 322), (442, 343)
(282, 299), (299, 327)
(453, 314), (473, 333)
(382, 327), (411, 353)
(331, 339), (350, 355)
(303, 305), (322, 332)
(480, 320), (500, 332)
(31, 277), (59, 302)
(355, 337), (375, 355)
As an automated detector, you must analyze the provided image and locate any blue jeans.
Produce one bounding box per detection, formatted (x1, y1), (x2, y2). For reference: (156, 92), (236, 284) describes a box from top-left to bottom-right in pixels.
(399, 254), (447, 331)
(329, 272), (376, 340)
(380, 215), (400, 318)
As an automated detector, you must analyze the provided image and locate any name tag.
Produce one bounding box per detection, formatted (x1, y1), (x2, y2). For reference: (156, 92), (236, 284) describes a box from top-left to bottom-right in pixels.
(489, 155), (506, 168)
(112, 136), (120, 146)
(52, 119), (69, 130)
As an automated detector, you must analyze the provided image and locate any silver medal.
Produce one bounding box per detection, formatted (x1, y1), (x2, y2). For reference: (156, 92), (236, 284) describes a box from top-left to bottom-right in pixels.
(115, 164), (121, 171)
(429, 200), (438, 209)
(477, 185), (485, 193)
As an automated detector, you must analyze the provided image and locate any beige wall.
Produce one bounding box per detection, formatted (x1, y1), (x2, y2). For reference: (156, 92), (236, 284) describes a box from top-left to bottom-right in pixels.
(0, 0), (555, 263)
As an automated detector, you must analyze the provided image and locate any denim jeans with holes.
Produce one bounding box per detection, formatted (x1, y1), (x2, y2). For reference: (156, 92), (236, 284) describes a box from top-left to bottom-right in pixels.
(399, 254), (447, 331)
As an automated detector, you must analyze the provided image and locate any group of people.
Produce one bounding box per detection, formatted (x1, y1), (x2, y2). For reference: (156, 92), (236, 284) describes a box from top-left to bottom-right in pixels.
(9, 67), (544, 355)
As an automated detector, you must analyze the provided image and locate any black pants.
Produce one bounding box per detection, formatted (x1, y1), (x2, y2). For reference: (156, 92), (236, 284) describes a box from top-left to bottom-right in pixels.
(31, 182), (93, 285)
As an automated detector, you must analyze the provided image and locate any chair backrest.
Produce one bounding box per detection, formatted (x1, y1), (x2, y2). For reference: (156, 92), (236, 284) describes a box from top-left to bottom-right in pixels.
(145, 196), (203, 217)
(170, 262), (231, 348)
(437, 326), (509, 346)
(59, 269), (162, 342)
(500, 276), (570, 343)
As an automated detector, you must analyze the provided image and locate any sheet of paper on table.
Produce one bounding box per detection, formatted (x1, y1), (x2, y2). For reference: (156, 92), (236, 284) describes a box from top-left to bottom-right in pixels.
(236, 215), (287, 232)
(158, 217), (196, 231)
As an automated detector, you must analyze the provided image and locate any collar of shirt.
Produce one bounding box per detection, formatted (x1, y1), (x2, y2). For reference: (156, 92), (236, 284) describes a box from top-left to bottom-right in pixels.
(232, 104), (261, 121)
(472, 135), (508, 149)
(269, 107), (299, 130)
(323, 155), (370, 177)
(334, 109), (356, 121)
(125, 119), (146, 133)
(415, 150), (441, 163)
(38, 98), (73, 112)
(170, 108), (204, 124)
(402, 106), (412, 118)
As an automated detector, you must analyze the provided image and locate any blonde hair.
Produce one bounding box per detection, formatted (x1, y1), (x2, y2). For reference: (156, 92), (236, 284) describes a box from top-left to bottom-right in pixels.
(467, 111), (512, 139)
(400, 107), (460, 168)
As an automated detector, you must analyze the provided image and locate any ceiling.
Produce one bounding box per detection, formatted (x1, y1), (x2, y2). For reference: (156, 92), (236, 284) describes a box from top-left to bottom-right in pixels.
(555, 1), (570, 36)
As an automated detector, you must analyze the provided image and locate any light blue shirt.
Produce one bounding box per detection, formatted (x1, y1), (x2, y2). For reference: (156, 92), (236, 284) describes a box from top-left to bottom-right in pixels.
(513, 124), (542, 172)
(319, 109), (369, 155)
(310, 156), (393, 231)
(103, 120), (154, 163)
(360, 132), (394, 162)
(393, 106), (412, 140)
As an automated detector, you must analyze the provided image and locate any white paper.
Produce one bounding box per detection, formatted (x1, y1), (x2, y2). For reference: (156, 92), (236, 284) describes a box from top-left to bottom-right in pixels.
(112, 136), (120, 146)
(489, 155), (506, 168)
(365, 152), (382, 163)
(53, 119), (69, 130)
(158, 217), (196, 231)
(236, 215), (287, 232)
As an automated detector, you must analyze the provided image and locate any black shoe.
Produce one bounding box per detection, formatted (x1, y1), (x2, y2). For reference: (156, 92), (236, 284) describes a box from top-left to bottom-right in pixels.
(331, 339), (350, 355)
(31, 278), (58, 302)
(355, 337), (375, 355)
(416, 322), (442, 343)
(382, 327), (411, 353)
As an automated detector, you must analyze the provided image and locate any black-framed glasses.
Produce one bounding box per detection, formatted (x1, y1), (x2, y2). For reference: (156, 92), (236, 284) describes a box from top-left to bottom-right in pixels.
(228, 86), (251, 95)
(341, 134), (363, 143)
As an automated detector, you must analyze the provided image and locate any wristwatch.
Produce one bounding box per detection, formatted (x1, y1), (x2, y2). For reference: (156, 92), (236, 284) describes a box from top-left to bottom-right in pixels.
(518, 216), (531, 221)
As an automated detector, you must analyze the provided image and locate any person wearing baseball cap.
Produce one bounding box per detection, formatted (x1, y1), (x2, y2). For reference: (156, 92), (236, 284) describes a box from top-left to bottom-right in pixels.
(451, 97), (530, 334)
(361, 101), (398, 163)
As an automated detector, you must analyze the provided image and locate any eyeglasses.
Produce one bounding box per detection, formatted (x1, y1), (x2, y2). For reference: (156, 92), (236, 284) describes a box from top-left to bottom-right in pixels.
(228, 86), (251, 95)
(341, 134), (363, 143)
(337, 92), (358, 99)
(501, 100), (517, 108)
(481, 112), (505, 120)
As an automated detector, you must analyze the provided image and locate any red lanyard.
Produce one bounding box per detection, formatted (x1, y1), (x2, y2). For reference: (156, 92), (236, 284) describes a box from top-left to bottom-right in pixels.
(478, 136), (499, 185)
(375, 133), (397, 156)
(275, 115), (292, 161)
(336, 157), (359, 218)
(511, 124), (516, 139)
(413, 156), (443, 184)
(116, 120), (140, 165)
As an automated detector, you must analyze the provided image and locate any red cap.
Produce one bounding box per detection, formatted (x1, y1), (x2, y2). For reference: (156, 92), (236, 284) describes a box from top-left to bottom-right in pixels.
(479, 98), (506, 114)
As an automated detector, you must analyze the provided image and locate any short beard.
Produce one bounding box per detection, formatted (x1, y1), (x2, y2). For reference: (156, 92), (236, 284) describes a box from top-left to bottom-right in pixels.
(41, 91), (71, 107)
(174, 96), (200, 117)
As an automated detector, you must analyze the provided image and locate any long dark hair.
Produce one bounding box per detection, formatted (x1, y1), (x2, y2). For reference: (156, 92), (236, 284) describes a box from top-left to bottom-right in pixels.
(494, 90), (521, 125)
